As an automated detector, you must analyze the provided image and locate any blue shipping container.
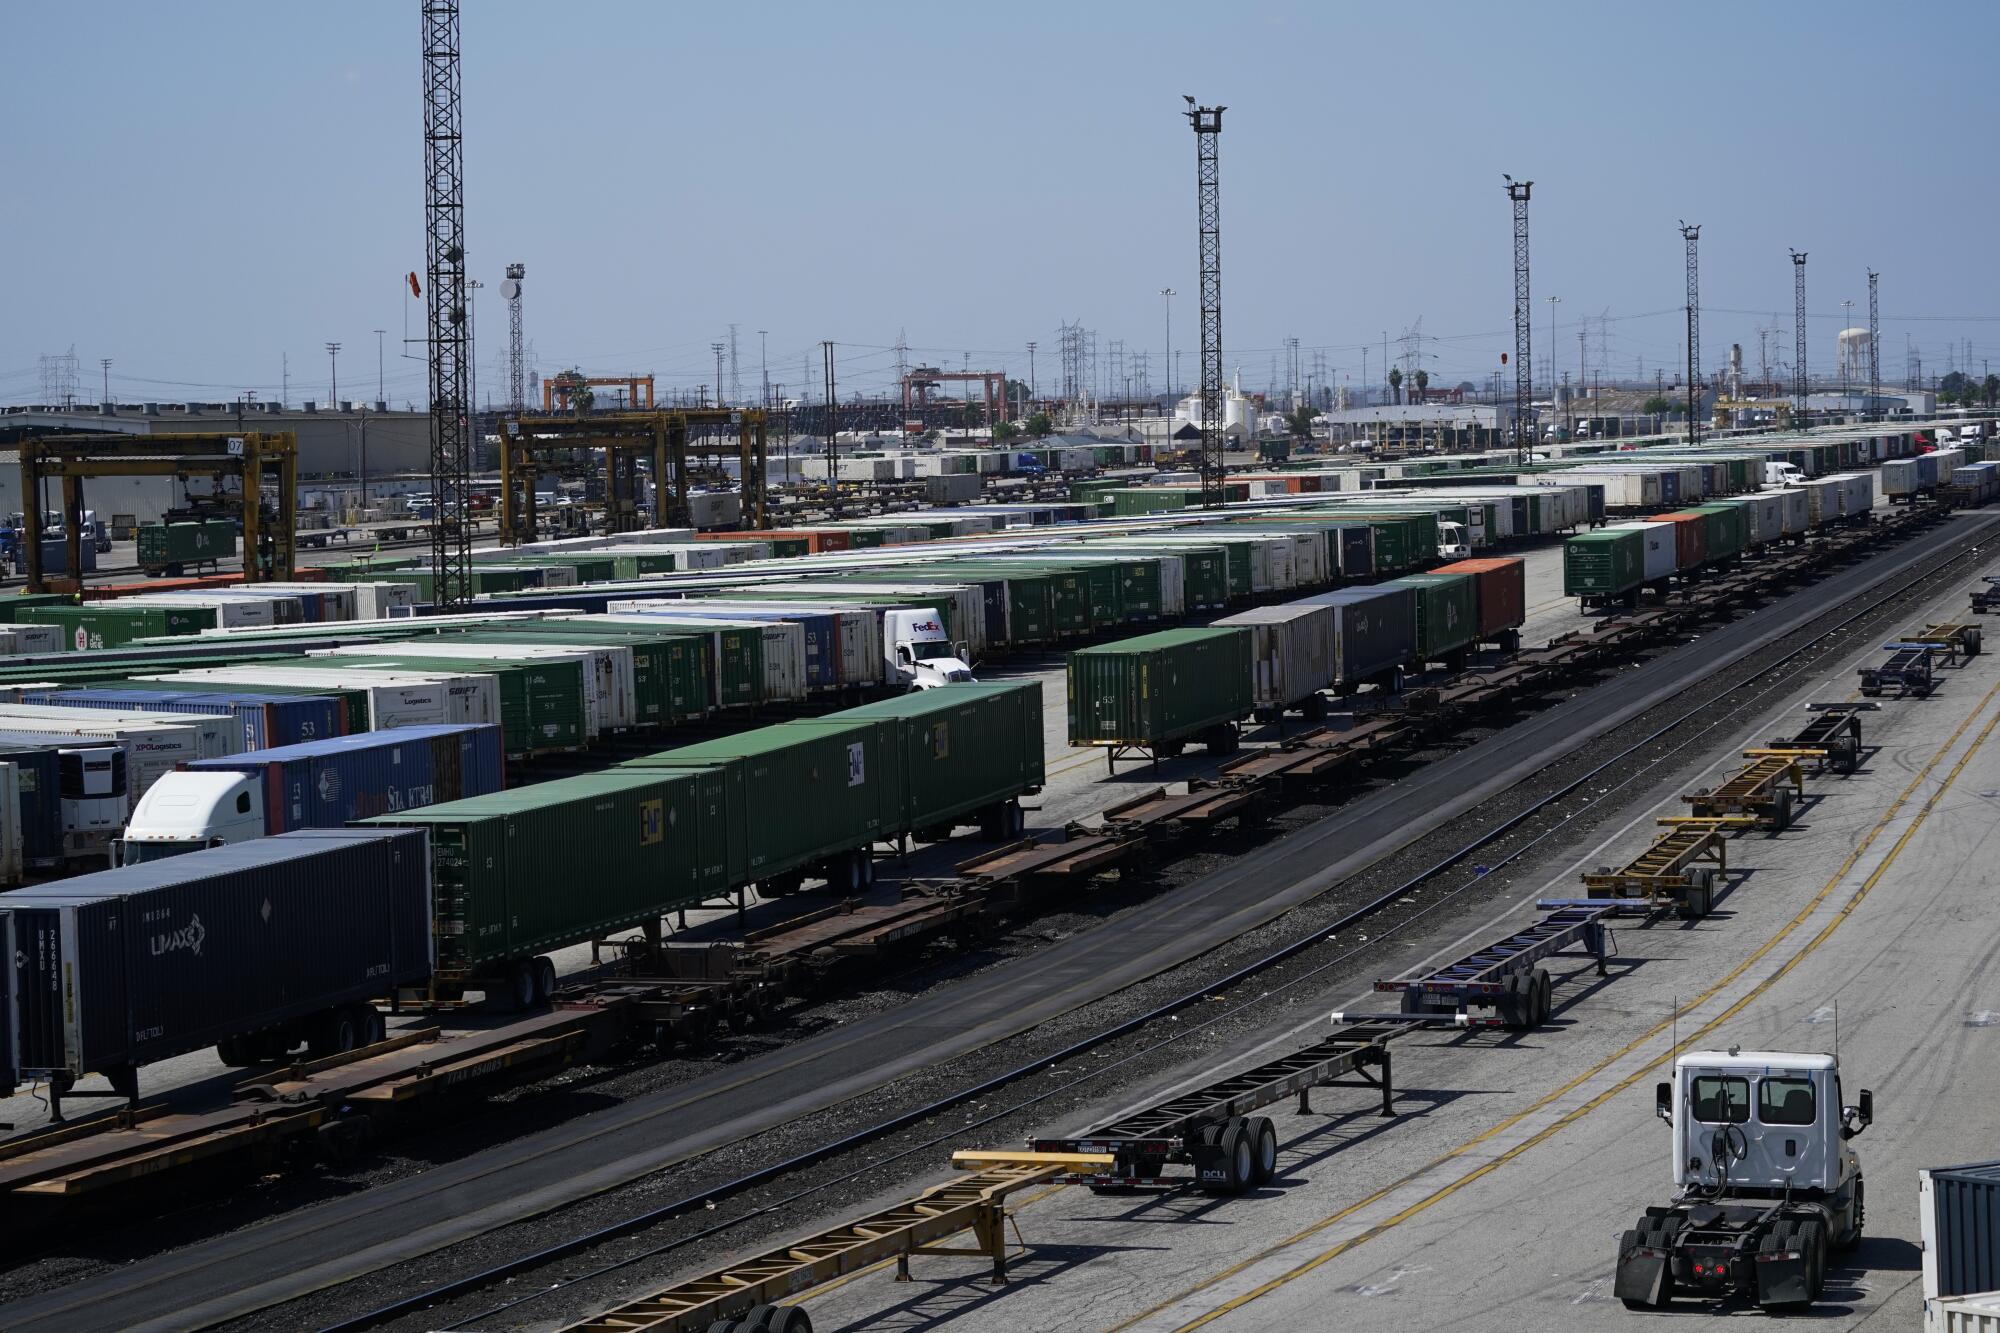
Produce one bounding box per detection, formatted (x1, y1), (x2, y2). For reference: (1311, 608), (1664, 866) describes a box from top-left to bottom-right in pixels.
(20, 687), (344, 752)
(3, 827), (431, 1085)
(633, 605), (837, 689)
(186, 722), (505, 833)
(0, 736), (65, 868)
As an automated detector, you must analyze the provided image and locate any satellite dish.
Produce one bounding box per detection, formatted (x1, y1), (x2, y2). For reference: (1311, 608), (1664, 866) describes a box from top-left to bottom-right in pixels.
(499, 279), (522, 300)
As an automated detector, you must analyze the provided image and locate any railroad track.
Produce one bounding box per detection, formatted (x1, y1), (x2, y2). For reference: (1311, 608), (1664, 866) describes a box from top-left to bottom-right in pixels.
(4, 507), (1988, 1333)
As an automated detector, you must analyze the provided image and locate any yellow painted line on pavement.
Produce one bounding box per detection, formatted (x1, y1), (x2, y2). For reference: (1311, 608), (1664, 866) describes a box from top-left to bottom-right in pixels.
(1104, 671), (2000, 1333)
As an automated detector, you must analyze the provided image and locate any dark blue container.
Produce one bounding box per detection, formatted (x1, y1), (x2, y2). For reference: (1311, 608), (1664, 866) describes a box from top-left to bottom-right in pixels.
(1332, 524), (1375, 579)
(635, 605), (837, 689)
(3, 827), (432, 1082)
(0, 734), (68, 868)
(20, 687), (343, 752)
(186, 722), (504, 832)
(1291, 584), (1419, 686)
(1929, 1159), (2000, 1298)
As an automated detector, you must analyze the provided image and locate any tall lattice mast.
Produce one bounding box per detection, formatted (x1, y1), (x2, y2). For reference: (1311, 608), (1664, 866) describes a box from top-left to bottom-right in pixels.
(1185, 96), (1226, 507)
(1867, 270), (1880, 421)
(1504, 176), (1533, 463)
(421, 0), (473, 607)
(504, 262), (525, 414)
(1790, 250), (1809, 419)
(1680, 222), (1701, 443)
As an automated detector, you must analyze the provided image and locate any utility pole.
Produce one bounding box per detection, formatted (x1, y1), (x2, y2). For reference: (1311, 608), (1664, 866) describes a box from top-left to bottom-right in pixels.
(1026, 341), (1037, 404)
(1545, 295), (1560, 408)
(712, 342), (725, 408)
(1184, 96), (1226, 506)
(1504, 176), (1533, 462)
(1790, 249), (1809, 421)
(99, 358), (111, 404)
(502, 264), (524, 412)
(1681, 221), (1701, 443)
(1841, 298), (1854, 414)
(758, 329), (769, 408)
(1158, 288), (1175, 399)
(421, 0), (473, 604)
(1867, 270), (1880, 421)
(821, 340), (839, 516)
(373, 328), (387, 405)
(326, 341), (341, 404)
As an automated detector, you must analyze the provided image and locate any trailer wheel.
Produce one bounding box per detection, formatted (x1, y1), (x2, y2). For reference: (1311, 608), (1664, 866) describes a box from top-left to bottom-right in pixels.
(1771, 785), (1794, 832)
(505, 959), (538, 1013)
(216, 1035), (254, 1067)
(309, 1007), (361, 1058)
(1967, 628), (1982, 656)
(360, 1006), (387, 1047)
(1248, 1116), (1279, 1186)
(857, 850), (876, 889)
(1532, 968), (1553, 1025)
(532, 957), (558, 1007)
(1157, 738), (1187, 759)
(1301, 693), (1328, 721)
(1220, 1121), (1256, 1194)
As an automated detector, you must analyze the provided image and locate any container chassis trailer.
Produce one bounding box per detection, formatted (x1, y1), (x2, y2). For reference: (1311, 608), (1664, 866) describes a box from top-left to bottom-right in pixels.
(1859, 642), (1939, 697)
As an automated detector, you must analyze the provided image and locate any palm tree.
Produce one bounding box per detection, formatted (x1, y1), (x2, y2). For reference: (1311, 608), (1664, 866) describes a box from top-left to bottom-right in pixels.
(1413, 369), (1430, 403)
(1388, 367), (1403, 405)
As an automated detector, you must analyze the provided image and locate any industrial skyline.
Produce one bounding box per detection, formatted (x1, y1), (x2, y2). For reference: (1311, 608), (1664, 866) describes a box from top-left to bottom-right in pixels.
(5, 0), (1997, 407)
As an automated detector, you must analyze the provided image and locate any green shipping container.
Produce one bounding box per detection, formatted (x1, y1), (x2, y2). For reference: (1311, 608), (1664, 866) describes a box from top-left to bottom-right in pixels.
(0, 593), (73, 625)
(1067, 626), (1253, 750)
(1686, 503), (1748, 561)
(34, 603), (218, 649)
(332, 652), (588, 756)
(136, 519), (238, 569)
(800, 682), (1045, 835)
(1563, 528), (1645, 598)
(361, 767), (725, 982)
(626, 717), (906, 890)
(608, 550), (684, 578)
(1386, 572), (1477, 662)
(1108, 488), (1192, 517)
(457, 625), (711, 724)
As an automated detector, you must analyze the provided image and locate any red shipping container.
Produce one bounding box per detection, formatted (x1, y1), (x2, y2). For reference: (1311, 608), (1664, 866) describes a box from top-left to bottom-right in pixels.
(1434, 556), (1526, 640)
(1653, 511), (1708, 571)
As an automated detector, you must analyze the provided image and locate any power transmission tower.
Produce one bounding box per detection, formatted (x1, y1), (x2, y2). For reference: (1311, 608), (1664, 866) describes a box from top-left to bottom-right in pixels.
(728, 324), (741, 406)
(1185, 96), (1226, 507)
(758, 329), (770, 408)
(1790, 249), (1808, 419)
(1866, 270), (1880, 421)
(421, 0), (474, 605)
(1504, 176), (1533, 463)
(504, 263), (525, 413)
(1680, 222), (1701, 443)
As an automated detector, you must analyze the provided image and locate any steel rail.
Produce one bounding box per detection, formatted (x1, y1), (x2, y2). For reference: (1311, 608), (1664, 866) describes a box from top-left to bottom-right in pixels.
(317, 511), (1995, 1333)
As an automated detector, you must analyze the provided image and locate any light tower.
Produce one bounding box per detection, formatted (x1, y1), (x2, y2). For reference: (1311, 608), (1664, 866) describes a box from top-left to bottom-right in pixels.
(503, 263), (525, 413)
(1680, 221), (1701, 443)
(1867, 270), (1880, 422)
(420, 0), (474, 606)
(1504, 176), (1533, 463)
(1184, 96), (1226, 507)
(1790, 250), (1809, 421)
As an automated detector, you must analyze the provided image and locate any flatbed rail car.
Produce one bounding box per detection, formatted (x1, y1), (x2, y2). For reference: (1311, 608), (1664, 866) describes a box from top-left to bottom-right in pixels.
(1906, 620), (1983, 664)
(1372, 904), (1619, 1029)
(1010, 1023), (1437, 1195)
(1858, 642), (1939, 698)
(1682, 752), (1804, 829)
(1581, 815), (1748, 918)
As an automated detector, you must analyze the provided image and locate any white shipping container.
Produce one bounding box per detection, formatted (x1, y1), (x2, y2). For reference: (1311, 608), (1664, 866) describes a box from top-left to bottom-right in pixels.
(1765, 488), (1810, 536)
(1213, 604), (1335, 710)
(1938, 1293), (2000, 1332)
(127, 593), (278, 628)
(0, 703), (237, 760)
(141, 666), (457, 730)
(1608, 522), (1676, 582)
(1882, 457), (1922, 498)
(0, 715), (203, 805)
(314, 640), (635, 735)
(1837, 472), (1876, 516)
(659, 601), (883, 689)
(1554, 470), (1661, 509)
(347, 581), (421, 620)
(0, 624), (66, 654)
(1801, 477), (1844, 526)
(1740, 493), (1783, 545)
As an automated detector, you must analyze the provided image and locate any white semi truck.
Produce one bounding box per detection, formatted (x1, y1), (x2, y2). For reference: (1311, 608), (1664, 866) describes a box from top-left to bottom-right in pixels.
(1616, 1048), (1870, 1313)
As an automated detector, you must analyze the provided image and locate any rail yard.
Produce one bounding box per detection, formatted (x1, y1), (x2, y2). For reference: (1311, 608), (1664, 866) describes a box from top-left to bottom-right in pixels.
(7, 6), (2000, 1331)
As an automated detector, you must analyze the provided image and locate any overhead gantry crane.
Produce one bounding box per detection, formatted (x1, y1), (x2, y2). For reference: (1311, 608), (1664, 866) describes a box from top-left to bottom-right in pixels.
(496, 408), (769, 542)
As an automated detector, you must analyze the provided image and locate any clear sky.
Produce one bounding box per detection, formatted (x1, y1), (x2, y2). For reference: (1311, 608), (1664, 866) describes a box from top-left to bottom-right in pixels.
(6, 0), (1997, 409)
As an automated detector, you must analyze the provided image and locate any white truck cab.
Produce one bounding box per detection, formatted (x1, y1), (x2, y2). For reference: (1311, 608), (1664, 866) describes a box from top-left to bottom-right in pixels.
(883, 608), (976, 690)
(1616, 1048), (1870, 1313)
(1765, 461), (1805, 488)
(1436, 520), (1472, 561)
(114, 769), (263, 864)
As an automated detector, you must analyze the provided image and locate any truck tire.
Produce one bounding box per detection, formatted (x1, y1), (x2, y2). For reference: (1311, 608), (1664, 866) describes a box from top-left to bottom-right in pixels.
(1838, 1177), (1865, 1250)
(1248, 1116), (1279, 1187)
(858, 850), (876, 888)
(1532, 968), (1553, 1025)
(1771, 785), (1794, 832)
(1796, 1217), (1828, 1298)
(1221, 1121), (1256, 1194)
(1500, 971), (1534, 1029)
(1967, 627), (1982, 656)
(216, 1035), (254, 1067)
(310, 1007), (361, 1058)
(1158, 738), (1187, 760)
(1301, 693), (1328, 721)
(506, 959), (538, 1013)
(532, 956), (558, 1007)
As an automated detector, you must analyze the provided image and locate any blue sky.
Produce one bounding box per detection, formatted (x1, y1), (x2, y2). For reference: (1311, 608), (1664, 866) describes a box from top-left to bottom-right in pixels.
(6, 0), (1997, 407)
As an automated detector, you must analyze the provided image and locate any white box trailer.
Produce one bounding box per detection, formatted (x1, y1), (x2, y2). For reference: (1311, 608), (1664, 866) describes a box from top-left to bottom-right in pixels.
(0, 703), (236, 761)
(1737, 492), (1784, 546)
(641, 600), (884, 690)
(1607, 521), (1677, 582)
(1834, 472), (1876, 517)
(313, 640), (637, 735)
(1214, 603), (1335, 716)
(0, 714), (205, 805)
(1801, 476), (1846, 526)
(1765, 488), (1811, 537)
(0, 624), (66, 655)
(345, 581), (421, 620)
(1882, 457), (1922, 499)
(140, 666), (464, 730)
(125, 593), (287, 628)
(592, 612), (809, 704)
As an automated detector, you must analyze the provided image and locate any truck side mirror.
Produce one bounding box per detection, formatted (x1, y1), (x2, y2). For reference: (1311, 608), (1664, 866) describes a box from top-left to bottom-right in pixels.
(1655, 1081), (1672, 1124)
(1842, 1090), (1873, 1139)
(1859, 1089), (1872, 1123)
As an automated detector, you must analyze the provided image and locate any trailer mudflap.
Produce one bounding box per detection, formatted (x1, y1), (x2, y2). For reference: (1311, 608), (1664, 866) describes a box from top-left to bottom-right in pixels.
(1613, 1239), (1670, 1305)
(1753, 1248), (1809, 1306)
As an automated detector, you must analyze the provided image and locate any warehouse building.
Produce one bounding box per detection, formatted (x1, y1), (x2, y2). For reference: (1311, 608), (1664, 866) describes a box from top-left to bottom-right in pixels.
(0, 401), (433, 479)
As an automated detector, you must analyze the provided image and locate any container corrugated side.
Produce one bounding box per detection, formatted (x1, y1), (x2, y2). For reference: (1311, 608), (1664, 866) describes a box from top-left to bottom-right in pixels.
(1432, 558), (1526, 640)
(799, 682), (1044, 832)
(1562, 529), (1645, 596)
(1213, 604), (1335, 709)
(1066, 627), (1253, 747)
(191, 723), (504, 832)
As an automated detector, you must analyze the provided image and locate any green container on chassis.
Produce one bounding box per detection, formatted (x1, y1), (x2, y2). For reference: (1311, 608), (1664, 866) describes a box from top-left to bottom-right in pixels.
(330, 652), (588, 756)
(589, 619), (760, 709)
(1685, 503), (1748, 561)
(945, 563), (1087, 639)
(624, 717), (906, 888)
(360, 768), (726, 982)
(491, 553), (619, 583)
(796, 682), (1045, 835)
(1092, 545), (1232, 612)
(0, 592), (73, 624)
(1385, 572), (1477, 663)
(1108, 487), (1192, 517)
(836, 568), (1054, 649)
(135, 518), (238, 569)
(1066, 626), (1254, 749)
(33, 602), (219, 649)
(607, 550), (684, 578)
(966, 559), (1120, 631)
(1562, 527), (1646, 598)
(1352, 514), (1436, 574)
(450, 625), (711, 725)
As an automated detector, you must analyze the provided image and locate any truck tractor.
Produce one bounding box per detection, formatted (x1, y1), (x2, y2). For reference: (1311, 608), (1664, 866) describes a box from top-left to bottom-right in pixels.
(1616, 1048), (1870, 1313)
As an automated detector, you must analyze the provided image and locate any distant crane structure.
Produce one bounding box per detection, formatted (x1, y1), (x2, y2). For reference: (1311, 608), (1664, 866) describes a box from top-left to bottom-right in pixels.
(1504, 176), (1533, 463)
(1791, 249), (1809, 417)
(1185, 96), (1226, 507)
(420, 0), (474, 609)
(503, 262), (525, 414)
(1680, 221), (1701, 443)
(899, 366), (1011, 425)
(1867, 269), (1880, 420)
